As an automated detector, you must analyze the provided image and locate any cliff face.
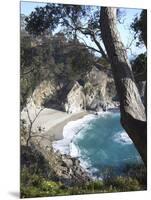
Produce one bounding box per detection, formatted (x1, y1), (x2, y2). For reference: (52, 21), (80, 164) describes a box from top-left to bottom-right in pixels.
(64, 66), (118, 113)
(32, 80), (57, 107)
(85, 66), (108, 110)
(20, 64), (118, 187)
(23, 65), (118, 114)
(64, 81), (86, 113)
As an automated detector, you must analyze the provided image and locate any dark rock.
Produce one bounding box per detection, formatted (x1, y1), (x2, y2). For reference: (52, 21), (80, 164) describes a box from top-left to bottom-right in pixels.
(62, 157), (73, 168)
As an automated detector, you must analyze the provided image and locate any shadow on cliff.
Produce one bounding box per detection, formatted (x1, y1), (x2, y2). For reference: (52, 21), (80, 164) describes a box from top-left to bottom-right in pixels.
(43, 81), (76, 111)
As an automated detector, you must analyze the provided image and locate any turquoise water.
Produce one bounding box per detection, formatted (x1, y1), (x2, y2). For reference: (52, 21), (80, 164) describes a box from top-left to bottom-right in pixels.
(72, 111), (142, 176)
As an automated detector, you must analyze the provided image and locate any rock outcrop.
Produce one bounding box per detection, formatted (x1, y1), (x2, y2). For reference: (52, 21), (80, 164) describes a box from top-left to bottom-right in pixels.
(21, 64), (119, 187)
(21, 65), (118, 114)
(64, 81), (86, 113)
(84, 66), (118, 111)
(32, 80), (56, 107)
(21, 132), (90, 187)
(63, 66), (118, 113)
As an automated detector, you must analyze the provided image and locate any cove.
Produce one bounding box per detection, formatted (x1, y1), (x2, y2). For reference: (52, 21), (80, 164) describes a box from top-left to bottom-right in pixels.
(53, 111), (143, 178)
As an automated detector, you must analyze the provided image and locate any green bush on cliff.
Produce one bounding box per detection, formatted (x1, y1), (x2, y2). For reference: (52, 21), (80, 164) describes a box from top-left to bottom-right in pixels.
(21, 166), (146, 198)
(21, 167), (67, 198)
(20, 32), (95, 109)
(20, 144), (146, 198)
(104, 176), (141, 191)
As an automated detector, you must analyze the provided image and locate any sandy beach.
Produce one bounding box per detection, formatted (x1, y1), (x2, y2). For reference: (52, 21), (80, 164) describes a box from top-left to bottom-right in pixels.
(21, 107), (88, 142)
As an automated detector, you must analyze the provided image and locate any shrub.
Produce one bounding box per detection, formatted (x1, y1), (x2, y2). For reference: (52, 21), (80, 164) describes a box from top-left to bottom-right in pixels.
(104, 176), (141, 191)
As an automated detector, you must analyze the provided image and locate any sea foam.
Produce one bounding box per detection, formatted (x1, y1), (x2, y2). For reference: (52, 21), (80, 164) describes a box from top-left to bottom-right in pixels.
(52, 114), (96, 155)
(52, 113), (99, 175)
(113, 131), (133, 145)
(52, 110), (140, 177)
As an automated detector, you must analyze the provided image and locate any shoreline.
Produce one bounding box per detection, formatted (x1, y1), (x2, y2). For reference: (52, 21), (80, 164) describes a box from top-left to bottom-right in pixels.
(52, 108), (122, 178)
(44, 110), (88, 141)
(22, 106), (132, 180)
(21, 107), (88, 142)
(21, 105), (120, 150)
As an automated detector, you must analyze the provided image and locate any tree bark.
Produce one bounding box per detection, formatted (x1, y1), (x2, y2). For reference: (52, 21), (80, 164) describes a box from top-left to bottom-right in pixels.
(100, 7), (147, 166)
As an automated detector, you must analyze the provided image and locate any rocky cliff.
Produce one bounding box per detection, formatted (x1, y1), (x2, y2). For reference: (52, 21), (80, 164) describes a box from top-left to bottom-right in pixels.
(64, 81), (86, 113)
(64, 66), (118, 113)
(31, 80), (57, 107)
(21, 125), (90, 187)
(23, 65), (118, 114)
(21, 64), (118, 187)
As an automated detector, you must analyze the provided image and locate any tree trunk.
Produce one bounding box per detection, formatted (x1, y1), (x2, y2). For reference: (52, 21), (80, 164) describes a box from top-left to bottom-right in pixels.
(100, 7), (147, 166)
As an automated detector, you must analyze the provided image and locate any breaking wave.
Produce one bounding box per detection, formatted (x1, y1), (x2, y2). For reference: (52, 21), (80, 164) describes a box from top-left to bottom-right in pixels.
(53, 110), (142, 177)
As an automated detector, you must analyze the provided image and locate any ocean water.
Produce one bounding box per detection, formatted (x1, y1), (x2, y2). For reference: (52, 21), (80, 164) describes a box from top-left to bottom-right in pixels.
(53, 111), (143, 177)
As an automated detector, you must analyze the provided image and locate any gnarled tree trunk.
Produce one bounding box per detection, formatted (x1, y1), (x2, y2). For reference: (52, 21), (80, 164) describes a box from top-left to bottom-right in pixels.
(100, 7), (147, 166)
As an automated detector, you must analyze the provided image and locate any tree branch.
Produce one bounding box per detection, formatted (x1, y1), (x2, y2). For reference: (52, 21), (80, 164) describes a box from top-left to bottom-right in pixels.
(26, 106), (45, 146)
(77, 27), (108, 60)
(77, 35), (101, 54)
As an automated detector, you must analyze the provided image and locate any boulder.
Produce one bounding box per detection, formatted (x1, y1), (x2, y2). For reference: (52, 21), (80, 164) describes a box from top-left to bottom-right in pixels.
(61, 156), (73, 168)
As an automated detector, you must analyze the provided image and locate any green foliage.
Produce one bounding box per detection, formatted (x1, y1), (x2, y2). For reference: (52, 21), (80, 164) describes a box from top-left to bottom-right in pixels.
(104, 176), (141, 192)
(131, 53), (147, 82)
(21, 164), (146, 198)
(24, 3), (106, 58)
(21, 167), (44, 188)
(123, 163), (147, 188)
(20, 35), (54, 109)
(50, 33), (94, 81)
(25, 4), (88, 36)
(21, 167), (72, 198)
(131, 10), (147, 46)
(21, 145), (55, 180)
(21, 170), (65, 198)
(20, 30), (94, 109)
(131, 53), (147, 74)
(86, 180), (104, 191)
(21, 7), (147, 198)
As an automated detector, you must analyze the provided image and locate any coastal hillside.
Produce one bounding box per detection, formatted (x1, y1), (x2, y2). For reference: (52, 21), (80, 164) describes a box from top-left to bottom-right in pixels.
(21, 33), (118, 114)
(20, 30), (119, 193)
(20, 5), (147, 198)
(20, 30), (146, 198)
